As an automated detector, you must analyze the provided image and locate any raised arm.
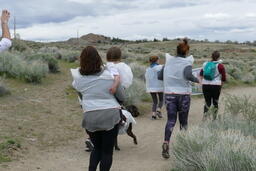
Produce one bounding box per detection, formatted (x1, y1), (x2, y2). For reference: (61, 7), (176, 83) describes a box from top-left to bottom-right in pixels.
(1, 10), (11, 40)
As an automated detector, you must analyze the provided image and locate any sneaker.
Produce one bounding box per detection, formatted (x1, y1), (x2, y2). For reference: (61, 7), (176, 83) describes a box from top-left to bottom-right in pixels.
(162, 143), (170, 159)
(85, 139), (94, 152)
(156, 111), (163, 118)
(151, 115), (157, 120)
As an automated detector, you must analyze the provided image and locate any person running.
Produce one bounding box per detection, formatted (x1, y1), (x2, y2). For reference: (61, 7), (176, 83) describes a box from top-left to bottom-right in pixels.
(71, 46), (125, 171)
(162, 39), (199, 159)
(145, 56), (164, 119)
(0, 10), (12, 52)
(200, 51), (226, 120)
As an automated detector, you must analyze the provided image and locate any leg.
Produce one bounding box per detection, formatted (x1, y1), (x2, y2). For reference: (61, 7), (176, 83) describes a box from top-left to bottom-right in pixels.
(150, 93), (158, 119)
(87, 130), (102, 171)
(212, 85), (221, 120)
(99, 125), (119, 171)
(127, 123), (137, 144)
(156, 93), (164, 118)
(202, 85), (212, 119)
(178, 95), (191, 130)
(157, 92), (164, 109)
(162, 95), (178, 159)
(164, 95), (178, 142)
(114, 136), (120, 151)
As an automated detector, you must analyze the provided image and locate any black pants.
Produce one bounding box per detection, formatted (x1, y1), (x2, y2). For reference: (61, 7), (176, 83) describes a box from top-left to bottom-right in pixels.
(150, 92), (164, 112)
(202, 85), (222, 119)
(86, 125), (119, 171)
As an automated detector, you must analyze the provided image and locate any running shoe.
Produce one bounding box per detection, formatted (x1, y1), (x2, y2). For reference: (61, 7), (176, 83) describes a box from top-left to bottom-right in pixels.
(85, 139), (94, 152)
(162, 143), (170, 159)
(156, 111), (163, 118)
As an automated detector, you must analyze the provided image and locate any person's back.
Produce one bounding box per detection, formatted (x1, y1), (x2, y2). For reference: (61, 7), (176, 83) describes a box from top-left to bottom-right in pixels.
(161, 39), (199, 159)
(145, 64), (163, 92)
(200, 51), (226, 120)
(145, 56), (164, 119)
(71, 68), (120, 112)
(164, 54), (194, 94)
(71, 46), (124, 171)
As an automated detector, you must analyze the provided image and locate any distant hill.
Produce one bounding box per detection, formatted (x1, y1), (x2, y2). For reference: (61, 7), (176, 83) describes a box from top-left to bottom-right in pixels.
(67, 33), (111, 44)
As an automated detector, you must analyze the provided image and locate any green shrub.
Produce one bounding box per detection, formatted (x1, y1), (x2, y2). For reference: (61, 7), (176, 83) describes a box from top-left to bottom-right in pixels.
(0, 85), (10, 97)
(173, 125), (256, 171)
(11, 39), (30, 52)
(124, 78), (146, 106)
(0, 52), (49, 83)
(0, 78), (10, 97)
(224, 95), (256, 122)
(26, 53), (59, 73)
(60, 50), (79, 63)
(129, 62), (147, 80)
(0, 139), (21, 163)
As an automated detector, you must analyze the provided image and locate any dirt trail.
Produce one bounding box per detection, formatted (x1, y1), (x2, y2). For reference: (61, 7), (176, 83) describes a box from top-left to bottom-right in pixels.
(2, 86), (256, 171)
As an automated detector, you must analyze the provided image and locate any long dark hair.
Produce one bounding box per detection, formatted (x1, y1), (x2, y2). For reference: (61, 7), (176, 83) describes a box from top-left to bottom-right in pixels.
(79, 46), (103, 75)
(177, 38), (190, 57)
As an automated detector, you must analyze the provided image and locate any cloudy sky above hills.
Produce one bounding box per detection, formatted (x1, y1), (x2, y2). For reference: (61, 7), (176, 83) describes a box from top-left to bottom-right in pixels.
(1, 0), (256, 42)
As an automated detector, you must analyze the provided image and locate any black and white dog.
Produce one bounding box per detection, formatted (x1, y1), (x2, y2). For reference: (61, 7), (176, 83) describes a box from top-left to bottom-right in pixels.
(85, 105), (139, 151)
(77, 92), (139, 151)
(114, 106), (138, 150)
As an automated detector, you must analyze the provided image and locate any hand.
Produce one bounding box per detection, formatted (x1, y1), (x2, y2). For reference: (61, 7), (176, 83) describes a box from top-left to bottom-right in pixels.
(109, 86), (117, 94)
(1, 10), (10, 24)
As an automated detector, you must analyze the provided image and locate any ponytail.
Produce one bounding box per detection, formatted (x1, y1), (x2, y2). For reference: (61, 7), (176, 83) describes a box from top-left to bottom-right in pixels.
(177, 38), (190, 57)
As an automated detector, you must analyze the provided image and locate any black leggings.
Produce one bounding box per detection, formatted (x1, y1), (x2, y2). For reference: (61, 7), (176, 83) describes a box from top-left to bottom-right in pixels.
(202, 85), (222, 119)
(86, 125), (118, 171)
(150, 92), (164, 112)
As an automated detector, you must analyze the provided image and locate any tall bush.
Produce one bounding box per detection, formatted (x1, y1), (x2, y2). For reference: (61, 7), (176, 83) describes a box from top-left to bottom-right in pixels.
(0, 52), (49, 83)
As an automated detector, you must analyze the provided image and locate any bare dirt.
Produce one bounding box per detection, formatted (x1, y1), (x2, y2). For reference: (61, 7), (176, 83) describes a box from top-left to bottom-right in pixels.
(1, 64), (255, 171)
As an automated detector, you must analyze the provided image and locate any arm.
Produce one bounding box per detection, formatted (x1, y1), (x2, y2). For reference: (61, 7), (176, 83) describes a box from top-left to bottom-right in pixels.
(109, 75), (120, 94)
(0, 10), (12, 52)
(218, 64), (226, 82)
(184, 66), (199, 83)
(1, 10), (11, 40)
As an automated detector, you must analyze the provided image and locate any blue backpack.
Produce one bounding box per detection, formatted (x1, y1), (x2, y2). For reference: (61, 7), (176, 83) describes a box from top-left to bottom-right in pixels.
(203, 62), (218, 80)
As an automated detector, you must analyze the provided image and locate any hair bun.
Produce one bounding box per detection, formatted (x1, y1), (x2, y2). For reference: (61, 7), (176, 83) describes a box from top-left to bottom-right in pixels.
(183, 38), (188, 45)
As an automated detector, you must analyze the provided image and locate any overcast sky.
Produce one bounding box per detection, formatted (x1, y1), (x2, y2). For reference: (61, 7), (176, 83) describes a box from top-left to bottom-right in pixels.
(1, 0), (256, 42)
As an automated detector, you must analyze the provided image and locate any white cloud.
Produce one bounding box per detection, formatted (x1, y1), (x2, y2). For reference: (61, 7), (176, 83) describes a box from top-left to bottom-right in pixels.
(7, 0), (256, 42)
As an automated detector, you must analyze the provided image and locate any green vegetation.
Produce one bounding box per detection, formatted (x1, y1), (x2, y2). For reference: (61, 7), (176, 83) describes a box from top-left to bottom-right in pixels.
(0, 52), (49, 83)
(172, 95), (256, 171)
(0, 139), (21, 163)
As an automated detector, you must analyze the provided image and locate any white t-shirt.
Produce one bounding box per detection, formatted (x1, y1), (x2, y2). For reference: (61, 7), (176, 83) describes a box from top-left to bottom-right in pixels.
(0, 38), (12, 52)
(106, 62), (133, 88)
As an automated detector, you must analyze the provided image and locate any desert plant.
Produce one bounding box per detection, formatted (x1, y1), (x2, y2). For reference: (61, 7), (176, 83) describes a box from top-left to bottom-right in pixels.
(129, 62), (147, 80)
(224, 95), (256, 122)
(124, 78), (146, 106)
(11, 39), (30, 52)
(0, 139), (21, 163)
(0, 52), (49, 83)
(60, 50), (79, 63)
(173, 125), (256, 171)
(26, 53), (59, 73)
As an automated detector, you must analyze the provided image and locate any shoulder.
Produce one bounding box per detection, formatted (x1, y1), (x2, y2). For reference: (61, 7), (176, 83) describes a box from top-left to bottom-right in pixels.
(218, 63), (225, 69)
(116, 62), (132, 71)
(70, 68), (81, 79)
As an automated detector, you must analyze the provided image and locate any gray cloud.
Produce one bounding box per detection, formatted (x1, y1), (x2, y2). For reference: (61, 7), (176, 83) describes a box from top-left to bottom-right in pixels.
(1, 0), (256, 41)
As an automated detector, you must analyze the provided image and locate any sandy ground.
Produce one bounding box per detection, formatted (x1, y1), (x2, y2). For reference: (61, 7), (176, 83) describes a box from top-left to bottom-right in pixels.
(1, 86), (256, 171)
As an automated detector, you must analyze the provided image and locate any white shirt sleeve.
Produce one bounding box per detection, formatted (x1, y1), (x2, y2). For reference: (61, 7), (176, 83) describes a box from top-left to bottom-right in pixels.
(106, 62), (120, 76)
(0, 38), (12, 52)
